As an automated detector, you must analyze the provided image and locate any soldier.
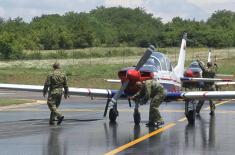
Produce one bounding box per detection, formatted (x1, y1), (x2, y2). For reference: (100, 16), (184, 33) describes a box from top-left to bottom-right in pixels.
(43, 62), (69, 125)
(196, 61), (216, 115)
(130, 80), (165, 127)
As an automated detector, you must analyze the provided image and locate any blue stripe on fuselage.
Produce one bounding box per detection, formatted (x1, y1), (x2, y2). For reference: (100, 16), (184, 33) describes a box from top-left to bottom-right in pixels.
(160, 83), (181, 93)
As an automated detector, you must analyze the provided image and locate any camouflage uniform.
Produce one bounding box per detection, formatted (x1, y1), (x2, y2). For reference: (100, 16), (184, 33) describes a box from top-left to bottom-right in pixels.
(43, 68), (69, 124)
(132, 80), (165, 123)
(196, 65), (216, 114)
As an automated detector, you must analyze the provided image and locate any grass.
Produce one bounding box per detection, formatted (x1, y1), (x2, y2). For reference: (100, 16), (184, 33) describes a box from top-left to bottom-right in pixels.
(0, 64), (129, 89)
(23, 47), (235, 62)
(0, 47), (234, 89)
(0, 99), (33, 106)
(23, 47), (146, 60)
(216, 58), (235, 74)
(0, 47), (233, 106)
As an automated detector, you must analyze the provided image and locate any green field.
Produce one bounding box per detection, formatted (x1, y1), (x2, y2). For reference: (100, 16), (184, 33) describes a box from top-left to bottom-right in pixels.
(0, 47), (234, 89)
(23, 47), (235, 62)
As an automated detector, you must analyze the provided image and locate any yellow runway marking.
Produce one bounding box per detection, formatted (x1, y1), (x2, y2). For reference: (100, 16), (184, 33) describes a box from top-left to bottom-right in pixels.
(104, 123), (176, 155)
(203, 100), (232, 111)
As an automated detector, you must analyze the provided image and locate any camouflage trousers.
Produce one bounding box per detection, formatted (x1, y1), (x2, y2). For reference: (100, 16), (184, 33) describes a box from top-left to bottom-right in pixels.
(149, 94), (165, 123)
(47, 93), (63, 122)
(196, 85), (216, 113)
(196, 99), (215, 113)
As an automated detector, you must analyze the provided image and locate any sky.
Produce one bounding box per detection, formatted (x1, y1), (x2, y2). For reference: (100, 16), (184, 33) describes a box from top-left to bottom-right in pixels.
(0, 0), (234, 22)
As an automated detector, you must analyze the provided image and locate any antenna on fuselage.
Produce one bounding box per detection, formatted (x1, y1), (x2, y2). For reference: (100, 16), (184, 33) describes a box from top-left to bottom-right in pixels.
(208, 48), (212, 63)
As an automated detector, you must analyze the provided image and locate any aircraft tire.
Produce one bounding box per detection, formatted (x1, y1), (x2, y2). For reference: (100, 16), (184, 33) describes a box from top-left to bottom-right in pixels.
(109, 108), (118, 122)
(133, 111), (141, 125)
(186, 110), (195, 124)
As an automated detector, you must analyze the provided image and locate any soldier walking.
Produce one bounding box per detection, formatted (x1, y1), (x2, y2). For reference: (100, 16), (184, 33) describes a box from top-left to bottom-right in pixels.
(130, 80), (165, 127)
(43, 62), (69, 125)
(196, 61), (216, 115)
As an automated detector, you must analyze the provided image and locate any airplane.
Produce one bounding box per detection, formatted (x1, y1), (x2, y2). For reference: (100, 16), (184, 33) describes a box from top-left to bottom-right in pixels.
(1, 33), (235, 125)
(182, 49), (233, 90)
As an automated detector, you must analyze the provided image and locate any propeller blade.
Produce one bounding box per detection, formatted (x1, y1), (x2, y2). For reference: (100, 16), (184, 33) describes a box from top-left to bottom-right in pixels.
(111, 81), (129, 102)
(135, 45), (154, 70)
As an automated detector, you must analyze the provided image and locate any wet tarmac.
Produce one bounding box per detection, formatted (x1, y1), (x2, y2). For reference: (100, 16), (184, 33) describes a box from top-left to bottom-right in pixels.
(0, 90), (235, 155)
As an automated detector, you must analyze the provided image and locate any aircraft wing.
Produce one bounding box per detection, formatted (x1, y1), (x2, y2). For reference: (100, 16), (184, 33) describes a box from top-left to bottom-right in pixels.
(215, 82), (235, 86)
(0, 84), (116, 98)
(1, 84), (235, 102)
(181, 77), (232, 82)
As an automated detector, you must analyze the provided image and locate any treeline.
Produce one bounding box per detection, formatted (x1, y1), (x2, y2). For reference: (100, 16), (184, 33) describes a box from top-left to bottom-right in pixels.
(0, 7), (235, 59)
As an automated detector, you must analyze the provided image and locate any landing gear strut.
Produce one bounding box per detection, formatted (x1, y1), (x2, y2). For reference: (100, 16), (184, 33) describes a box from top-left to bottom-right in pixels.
(185, 99), (196, 124)
(133, 103), (141, 125)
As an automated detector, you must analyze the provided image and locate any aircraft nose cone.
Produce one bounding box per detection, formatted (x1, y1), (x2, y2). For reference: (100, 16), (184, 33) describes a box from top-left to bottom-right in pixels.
(184, 69), (193, 77)
(127, 70), (140, 81)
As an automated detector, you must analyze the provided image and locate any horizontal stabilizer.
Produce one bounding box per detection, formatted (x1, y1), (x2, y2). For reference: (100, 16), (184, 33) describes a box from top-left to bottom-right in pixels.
(215, 82), (235, 86)
(181, 77), (232, 82)
(104, 79), (121, 83)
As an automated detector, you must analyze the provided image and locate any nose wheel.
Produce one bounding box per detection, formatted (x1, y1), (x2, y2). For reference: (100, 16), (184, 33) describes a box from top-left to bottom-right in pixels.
(133, 109), (141, 125)
(133, 103), (141, 125)
(185, 100), (196, 124)
(109, 108), (118, 122)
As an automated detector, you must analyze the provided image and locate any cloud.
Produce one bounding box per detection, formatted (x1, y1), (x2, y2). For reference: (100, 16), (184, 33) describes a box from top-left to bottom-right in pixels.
(0, 6), (5, 17)
(186, 0), (235, 15)
(0, 0), (104, 21)
(0, 0), (234, 22)
(104, 0), (143, 8)
(139, 0), (207, 22)
(103, 0), (208, 22)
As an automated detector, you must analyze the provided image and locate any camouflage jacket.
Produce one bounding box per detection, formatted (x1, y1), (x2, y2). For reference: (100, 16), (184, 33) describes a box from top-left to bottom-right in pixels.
(132, 80), (165, 104)
(202, 67), (216, 78)
(43, 69), (69, 95)
(202, 66), (216, 86)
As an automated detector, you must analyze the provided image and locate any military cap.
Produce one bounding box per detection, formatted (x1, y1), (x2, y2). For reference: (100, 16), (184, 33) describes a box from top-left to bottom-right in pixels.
(53, 62), (60, 69)
(207, 62), (212, 67)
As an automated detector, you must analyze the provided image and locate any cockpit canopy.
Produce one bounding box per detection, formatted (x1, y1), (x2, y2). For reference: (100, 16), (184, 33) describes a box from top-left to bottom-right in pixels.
(141, 52), (173, 72)
(189, 61), (204, 69)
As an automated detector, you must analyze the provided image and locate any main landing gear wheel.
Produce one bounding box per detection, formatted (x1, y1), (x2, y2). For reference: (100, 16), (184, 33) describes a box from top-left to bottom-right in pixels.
(109, 108), (118, 122)
(133, 110), (141, 125)
(185, 100), (196, 124)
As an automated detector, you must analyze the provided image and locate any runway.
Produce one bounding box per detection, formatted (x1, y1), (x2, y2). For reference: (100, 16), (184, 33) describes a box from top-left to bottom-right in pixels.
(0, 90), (235, 155)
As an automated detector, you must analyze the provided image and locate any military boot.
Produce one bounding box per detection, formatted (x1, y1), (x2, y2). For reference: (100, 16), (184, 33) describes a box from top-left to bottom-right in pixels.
(145, 121), (164, 128)
(49, 121), (56, 125)
(57, 116), (64, 125)
(210, 111), (215, 116)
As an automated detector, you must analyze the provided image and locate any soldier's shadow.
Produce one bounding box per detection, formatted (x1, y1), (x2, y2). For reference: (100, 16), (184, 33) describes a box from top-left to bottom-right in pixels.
(0, 118), (102, 139)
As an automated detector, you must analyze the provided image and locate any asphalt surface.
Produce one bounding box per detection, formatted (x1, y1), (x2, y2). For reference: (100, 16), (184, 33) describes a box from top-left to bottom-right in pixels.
(0, 90), (235, 155)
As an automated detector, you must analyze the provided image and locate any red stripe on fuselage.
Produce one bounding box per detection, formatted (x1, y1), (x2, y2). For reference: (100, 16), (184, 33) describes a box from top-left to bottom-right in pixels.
(203, 92), (208, 98)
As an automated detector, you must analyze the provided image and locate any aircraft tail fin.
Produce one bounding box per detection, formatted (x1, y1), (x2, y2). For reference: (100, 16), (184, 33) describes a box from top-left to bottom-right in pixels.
(208, 49), (211, 63)
(173, 33), (187, 78)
